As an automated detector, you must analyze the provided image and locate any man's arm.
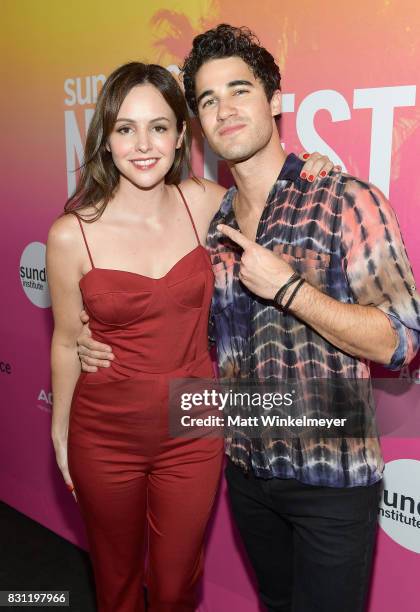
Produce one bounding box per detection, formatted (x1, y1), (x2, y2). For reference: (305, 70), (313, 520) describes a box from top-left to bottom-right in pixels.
(281, 281), (398, 364)
(77, 312), (114, 372)
(218, 180), (420, 368)
(331, 180), (420, 368)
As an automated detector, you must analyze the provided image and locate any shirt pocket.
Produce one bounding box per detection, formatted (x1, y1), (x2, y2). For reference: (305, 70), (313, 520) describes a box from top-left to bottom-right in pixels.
(272, 244), (331, 292)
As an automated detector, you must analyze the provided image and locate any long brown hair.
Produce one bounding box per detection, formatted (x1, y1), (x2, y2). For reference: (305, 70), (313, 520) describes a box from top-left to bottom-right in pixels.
(65, 62), (193, 221)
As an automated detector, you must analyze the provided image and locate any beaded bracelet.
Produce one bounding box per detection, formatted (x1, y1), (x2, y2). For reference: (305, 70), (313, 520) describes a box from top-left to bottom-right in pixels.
(273, 272), (301, 307)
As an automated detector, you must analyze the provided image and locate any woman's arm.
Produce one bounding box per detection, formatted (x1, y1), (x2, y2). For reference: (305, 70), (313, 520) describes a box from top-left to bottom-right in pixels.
(46, 215), (85, 494)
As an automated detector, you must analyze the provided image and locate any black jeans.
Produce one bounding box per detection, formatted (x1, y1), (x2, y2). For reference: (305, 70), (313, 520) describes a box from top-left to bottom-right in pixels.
(225, 459), (381, 612)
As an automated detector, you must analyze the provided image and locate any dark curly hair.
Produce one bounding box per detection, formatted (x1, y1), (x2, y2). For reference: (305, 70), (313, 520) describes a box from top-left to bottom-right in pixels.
(182, 24), (281, 115)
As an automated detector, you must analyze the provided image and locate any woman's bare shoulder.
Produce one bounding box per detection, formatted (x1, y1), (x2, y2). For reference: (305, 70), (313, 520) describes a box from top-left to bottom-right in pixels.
(48, 207), (97, 245)
(178, 178), (226, 214)
(48, 213), (80, 245)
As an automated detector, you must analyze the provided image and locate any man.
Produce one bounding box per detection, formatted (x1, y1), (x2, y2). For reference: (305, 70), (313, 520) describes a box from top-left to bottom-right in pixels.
(77, 25), (420, 611)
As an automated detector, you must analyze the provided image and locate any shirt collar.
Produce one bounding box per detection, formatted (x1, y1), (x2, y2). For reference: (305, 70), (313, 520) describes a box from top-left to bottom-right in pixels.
(277, 152), (304, 182)
(217, 152), (304, 222)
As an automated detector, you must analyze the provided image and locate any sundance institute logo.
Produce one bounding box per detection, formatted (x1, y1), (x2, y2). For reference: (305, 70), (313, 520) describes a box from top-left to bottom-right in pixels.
(20, 242), (51, 308)
(379, 459), (420, 553)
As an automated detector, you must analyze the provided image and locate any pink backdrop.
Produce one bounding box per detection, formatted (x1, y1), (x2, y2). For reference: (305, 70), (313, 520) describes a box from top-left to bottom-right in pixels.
(1, 2), (420, 610)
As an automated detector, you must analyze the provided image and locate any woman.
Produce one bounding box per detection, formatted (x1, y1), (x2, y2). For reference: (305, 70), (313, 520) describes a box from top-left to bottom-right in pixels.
(48, 61), (228, 612)
(48, 62), (332, 611)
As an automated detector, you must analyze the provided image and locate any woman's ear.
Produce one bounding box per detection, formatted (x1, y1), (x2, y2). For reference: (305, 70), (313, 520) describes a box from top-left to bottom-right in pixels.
(105, 141), (111, 152)
(176, 121), (187, 149)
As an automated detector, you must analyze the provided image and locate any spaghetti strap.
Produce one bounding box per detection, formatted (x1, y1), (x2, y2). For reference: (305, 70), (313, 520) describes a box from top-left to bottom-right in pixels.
(175, 185), (201, 246)
(73, 213), (95, 269)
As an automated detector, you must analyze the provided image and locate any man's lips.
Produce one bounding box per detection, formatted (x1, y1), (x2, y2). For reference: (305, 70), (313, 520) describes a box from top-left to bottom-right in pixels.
(218, 124), (246, 137)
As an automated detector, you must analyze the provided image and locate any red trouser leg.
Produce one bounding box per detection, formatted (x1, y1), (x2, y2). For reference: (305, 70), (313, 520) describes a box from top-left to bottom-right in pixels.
(68, 377), (166, 611)
(68, 375), (223, 612)
(146, 437), (224, 611)
(68, 443), (148, 612)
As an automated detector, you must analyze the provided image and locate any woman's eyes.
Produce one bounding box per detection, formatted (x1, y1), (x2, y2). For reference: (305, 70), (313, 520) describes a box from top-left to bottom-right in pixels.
(117, 125), (167, 134)
(117, 126), (133, 134)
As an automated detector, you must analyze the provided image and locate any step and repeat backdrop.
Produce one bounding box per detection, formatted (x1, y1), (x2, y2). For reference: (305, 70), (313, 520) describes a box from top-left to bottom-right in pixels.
(1, 1), (420, 609)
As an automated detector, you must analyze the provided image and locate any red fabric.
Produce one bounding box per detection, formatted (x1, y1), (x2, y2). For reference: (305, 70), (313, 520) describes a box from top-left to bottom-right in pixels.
(68, 208), (223, 611)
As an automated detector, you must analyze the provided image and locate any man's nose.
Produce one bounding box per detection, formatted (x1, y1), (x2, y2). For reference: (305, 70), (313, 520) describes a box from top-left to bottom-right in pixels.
(216, 97), (236, 122)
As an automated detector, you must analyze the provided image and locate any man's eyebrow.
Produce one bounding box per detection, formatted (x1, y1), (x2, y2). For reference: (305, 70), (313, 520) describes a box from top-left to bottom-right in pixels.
(196, 80), (255, 106)
(227, 80), (254, 88)
(196, 89), (214, 107)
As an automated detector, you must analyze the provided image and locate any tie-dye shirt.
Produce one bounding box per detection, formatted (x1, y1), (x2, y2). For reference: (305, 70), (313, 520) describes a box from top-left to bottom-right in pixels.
(207, 153), (420, 487)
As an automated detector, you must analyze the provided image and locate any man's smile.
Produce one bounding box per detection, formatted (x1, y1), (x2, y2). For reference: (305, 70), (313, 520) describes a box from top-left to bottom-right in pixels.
(218, 123), (246, 137)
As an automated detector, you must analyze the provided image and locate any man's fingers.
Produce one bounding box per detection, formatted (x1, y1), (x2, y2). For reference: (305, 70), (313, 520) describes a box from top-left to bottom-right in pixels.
(81, 363), (98, 373)
(80, 309), (90, 324)
(78, 346), (113, 359)
(80, 355), (111, 368)
(217, 224), (252, 249)
(77, 337), (112, 353)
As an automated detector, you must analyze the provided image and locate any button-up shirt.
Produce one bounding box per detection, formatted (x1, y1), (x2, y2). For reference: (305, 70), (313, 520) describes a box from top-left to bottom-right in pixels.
(206, 153), (420, 487)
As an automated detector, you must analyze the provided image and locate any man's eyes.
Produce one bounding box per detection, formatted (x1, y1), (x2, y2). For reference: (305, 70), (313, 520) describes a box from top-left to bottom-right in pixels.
(201, 89), (250, 109)
(202, 98), (215, 109)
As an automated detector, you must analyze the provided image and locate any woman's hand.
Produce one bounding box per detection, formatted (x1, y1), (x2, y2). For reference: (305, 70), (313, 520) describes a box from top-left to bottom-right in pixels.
(52, 431), (77, 502)
(299, 151), (342, 181)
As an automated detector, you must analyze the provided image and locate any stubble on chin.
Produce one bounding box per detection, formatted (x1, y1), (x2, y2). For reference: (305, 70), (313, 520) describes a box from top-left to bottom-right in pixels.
(217, 142), (257, 163)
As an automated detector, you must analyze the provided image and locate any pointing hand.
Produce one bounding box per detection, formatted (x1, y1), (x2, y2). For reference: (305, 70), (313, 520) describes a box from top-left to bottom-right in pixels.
(217, 224), (294, 300)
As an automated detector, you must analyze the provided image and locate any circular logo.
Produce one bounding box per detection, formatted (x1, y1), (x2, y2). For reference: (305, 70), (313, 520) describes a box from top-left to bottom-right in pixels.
(20, 242), (51, 308)
(379, 459), (420, 553)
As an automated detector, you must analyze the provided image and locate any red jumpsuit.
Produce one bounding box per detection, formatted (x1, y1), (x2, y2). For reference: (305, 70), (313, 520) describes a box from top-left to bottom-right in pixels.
(68, 186), (224, 611)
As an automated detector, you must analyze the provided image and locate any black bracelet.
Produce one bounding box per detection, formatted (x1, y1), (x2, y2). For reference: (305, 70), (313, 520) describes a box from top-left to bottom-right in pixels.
(282, 278), (305, 313)
(273, 272), (301, 307)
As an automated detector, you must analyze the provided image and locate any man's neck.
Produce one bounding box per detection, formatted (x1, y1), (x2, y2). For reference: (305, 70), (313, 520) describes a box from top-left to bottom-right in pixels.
(229, 135), (287, 215)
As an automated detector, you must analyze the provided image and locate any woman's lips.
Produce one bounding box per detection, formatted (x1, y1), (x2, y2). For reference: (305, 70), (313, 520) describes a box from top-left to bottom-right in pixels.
(130, 158), (159, 170)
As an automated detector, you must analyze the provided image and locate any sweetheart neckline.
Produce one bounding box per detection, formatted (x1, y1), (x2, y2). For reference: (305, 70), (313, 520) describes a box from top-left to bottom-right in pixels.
(79, 244), (207, 286)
